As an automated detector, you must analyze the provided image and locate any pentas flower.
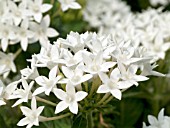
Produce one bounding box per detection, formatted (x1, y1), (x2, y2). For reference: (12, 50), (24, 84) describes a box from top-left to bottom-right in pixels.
(61, 49), (84, 67)
(33, 66), (62, 96)
(8, 0), (28, 26)
(0, 24), (16, 51)
(0, 52), (16, 78)
(53, 82), (87, 114)
(9, 78), (34, 107)
(27, 0), (52, 22)
(17, 97), (44, 128)
(118, 63), (149, 89)
(58, 31), (86, 53)
(36, 44), (64, 69)
(59, 66), (93, 86)
(29, 15), (59, 47)
(143, 108), (170, 128)
(16, 19), (34, 51)
(58, 0), (81, 12)
(81, 51), (116, 76)
(97, 68), (122, 100)
(21, 55), (39, 80)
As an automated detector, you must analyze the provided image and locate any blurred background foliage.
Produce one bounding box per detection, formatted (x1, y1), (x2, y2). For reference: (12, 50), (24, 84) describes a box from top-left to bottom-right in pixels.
(1, 0), (170, 128)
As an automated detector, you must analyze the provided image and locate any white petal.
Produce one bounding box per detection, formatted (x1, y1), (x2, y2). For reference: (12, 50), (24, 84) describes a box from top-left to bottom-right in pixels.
(41, 4), (52, 13)
(20, 106), (32, 116)
(69, 2), (81, 9)
(1, 38), (8, 51)
(110, 68), (121, 81)
(31, 97), (37, 110)
(148, 115), (158, 125)
(133, 75), (149, 82)
(111, 89), (122, 100)
(69, 102), (78, 114)
(55, 101), (68, 114)
(53, 88), (67, 101)
(21, 38), (28, 51)
(33, 87), (45, 96)
(158, 108), (164, 121)
(98, 72), (109, 84)
(36, 106), (44, 116)
(41, 15), (50, 27)
(49, 66), (58, 80)
(34, 13), (42, 23)
(47, 28), (59, 37)
(35, 76), (48, 86)
(80, 74), (93, 83)
(17, 117), (30, 126)
(0, 100), (6, 106)
(66, 83), (75, 95)
(62, 66), (73, 78)
(75, 91), (88, 101)
(97, 85), (110, 93)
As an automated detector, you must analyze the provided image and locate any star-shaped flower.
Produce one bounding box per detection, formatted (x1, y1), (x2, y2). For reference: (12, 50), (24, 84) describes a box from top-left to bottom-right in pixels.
(53, 82), (87, 114)
(17, 97), (44, 128)
(33, 66), (61, 96)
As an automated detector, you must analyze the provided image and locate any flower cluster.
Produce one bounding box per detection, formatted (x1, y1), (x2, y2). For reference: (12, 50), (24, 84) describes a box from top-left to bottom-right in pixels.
(83, 0), (130, 28)
(0, 0), (59, 78)
(143, 108), (170, 128)
(0, 31), (163, 127)
(0, 0), (58, 51)
(84, 1), (170, 61)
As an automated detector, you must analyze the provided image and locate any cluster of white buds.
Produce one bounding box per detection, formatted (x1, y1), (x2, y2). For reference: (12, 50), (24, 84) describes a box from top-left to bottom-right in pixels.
(0, 31), (163, 127)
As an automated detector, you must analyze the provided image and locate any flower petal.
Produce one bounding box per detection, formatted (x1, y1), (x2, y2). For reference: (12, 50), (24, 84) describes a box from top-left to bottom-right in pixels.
(55, 101), (68, 114)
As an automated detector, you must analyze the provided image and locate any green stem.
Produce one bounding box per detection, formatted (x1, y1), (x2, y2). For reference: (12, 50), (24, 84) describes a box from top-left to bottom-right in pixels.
(103, 96), (113, 105)
(96, 93), (110, 106)
(36, 96), (56, 107)
(86, 111), (93, 128)
(40, 113), (71, 122)
(14, 48), (22, 59)
(89, 76), (101, 98)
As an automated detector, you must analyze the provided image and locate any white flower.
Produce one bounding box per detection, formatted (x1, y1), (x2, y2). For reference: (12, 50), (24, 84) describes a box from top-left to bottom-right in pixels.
(33, 66), (61, 96)
(27, 0), (52, 22)
(16, 19), (34, 51)
(81, 51), (116, 75)
(58, 0), (81, 12)
(0, 24), (16, 51)
(21, 55), (39, 80)
(53, 82), (87, 114)
(59, 66), (93, 86)
(118, 63), (149, 89)
(10, 78), (34, 107)
(29, 15), (58, 47)
(0, 52), (16, 78)
(143, 108), (170, 128)
(8, 1), (28, 26)
(17, 97), (44, 128)
(36, 44), (63, 69)
(97, 68), (122, 100)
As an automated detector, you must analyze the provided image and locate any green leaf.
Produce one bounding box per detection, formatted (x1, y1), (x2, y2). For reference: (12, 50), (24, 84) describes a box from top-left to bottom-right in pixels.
(72, 114), (87, 128)
(113, 99), (144, 127)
